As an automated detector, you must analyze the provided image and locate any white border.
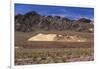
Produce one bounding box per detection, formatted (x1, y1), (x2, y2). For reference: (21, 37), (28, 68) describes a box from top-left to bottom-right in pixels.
(11, 0), (14, 68)
(11, 0), (95, 69)
(14, 0), (95, 8)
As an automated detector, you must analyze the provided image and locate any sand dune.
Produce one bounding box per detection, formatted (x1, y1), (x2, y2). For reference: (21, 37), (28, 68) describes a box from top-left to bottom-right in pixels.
(28, 33), (56, 41)
(28, 33), (87, 42)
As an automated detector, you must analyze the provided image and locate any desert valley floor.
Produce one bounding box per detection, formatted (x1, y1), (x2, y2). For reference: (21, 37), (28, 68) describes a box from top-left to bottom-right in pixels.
(15, 30), (94, 65)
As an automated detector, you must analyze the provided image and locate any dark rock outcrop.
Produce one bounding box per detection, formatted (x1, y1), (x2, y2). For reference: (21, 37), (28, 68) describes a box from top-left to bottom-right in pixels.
(77, 18), (91, 23)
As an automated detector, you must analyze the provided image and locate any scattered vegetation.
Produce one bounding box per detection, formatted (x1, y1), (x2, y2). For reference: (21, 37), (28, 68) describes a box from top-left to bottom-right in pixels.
(15, 48), (94, 65)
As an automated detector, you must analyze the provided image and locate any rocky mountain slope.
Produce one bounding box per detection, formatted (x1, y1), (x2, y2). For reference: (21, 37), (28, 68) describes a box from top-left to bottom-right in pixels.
(15, 11), (94, 32)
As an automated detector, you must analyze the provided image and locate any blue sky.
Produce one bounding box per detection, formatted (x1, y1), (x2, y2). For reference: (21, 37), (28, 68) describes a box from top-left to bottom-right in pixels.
(15, 4), (94, 20)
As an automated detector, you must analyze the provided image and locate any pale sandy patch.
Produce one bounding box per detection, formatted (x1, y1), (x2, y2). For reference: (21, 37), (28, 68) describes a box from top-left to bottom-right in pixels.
(28, 33), (57, 41)
(28, 33), (87, 42)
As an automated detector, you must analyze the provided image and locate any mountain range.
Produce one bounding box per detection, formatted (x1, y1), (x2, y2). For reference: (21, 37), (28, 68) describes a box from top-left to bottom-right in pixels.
(15, 11), (93, 32)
